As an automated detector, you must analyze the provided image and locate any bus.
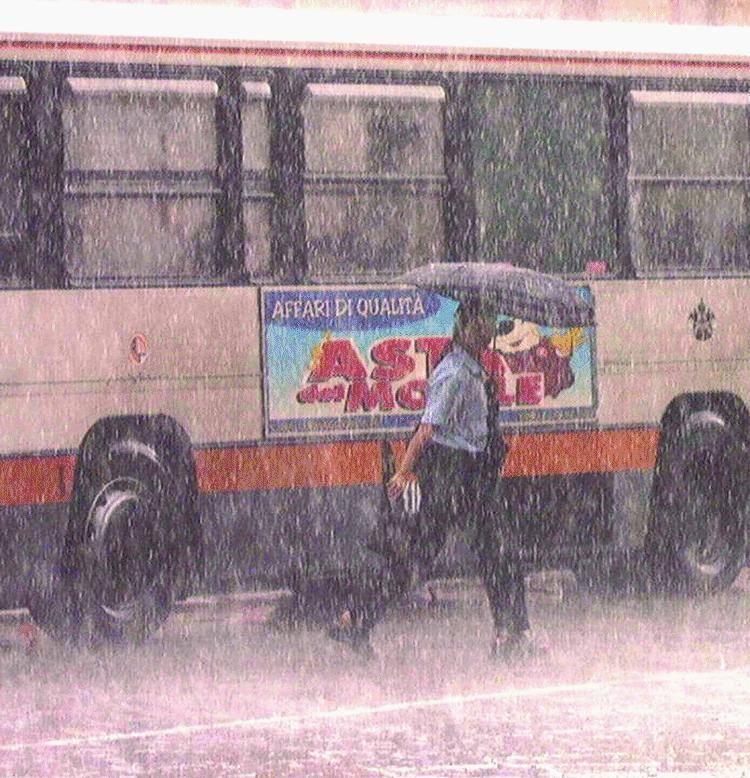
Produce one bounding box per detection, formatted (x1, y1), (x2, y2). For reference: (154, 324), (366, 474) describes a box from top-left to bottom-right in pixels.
(1, 1), (749, 643)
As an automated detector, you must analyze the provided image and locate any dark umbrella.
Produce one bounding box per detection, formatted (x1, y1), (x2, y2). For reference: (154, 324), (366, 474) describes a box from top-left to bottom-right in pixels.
(399, 262), (595, 328)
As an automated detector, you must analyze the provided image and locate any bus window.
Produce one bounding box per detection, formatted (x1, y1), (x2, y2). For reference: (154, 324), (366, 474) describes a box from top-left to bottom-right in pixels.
(0, 76), (28, 286)
(241, 81), (272, 277)
(472, 80), (612, 275)
(62, 77), (219, 282)
(302, 83), (445, 279)
(629, 91), (750, 274)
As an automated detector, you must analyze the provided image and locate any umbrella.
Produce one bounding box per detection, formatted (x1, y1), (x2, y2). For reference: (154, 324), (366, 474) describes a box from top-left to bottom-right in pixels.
(399, 262), (595, 328)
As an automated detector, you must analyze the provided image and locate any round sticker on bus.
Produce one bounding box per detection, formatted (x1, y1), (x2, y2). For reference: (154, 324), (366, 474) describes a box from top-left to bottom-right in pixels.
(129, 333), (149, 365)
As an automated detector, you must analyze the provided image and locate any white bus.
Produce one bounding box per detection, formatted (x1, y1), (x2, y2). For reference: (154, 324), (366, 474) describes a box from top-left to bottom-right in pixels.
(1, 1), (749, 643)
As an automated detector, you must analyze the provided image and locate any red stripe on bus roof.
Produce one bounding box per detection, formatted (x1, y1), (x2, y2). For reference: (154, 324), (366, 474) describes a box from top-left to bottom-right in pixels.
(0, 427), (659, 507)
(0, 38), (748, 73)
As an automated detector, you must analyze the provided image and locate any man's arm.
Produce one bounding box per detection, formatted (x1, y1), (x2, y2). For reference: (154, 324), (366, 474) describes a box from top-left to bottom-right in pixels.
(387, 364), (459, 502)
(387, 423), (434, 502)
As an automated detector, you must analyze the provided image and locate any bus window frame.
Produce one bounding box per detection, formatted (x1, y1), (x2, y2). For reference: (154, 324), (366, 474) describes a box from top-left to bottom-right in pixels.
(0, 69), (32, 289)
(269, 68), (455, 286)
(624, 76), (750, 281)
(300, 78), (448, 283)
(466, 71), (622, 282)
(239, 79), (273, 280)
(17, 60), (274, 291)
(13, 59), (750, 292)
(61, 69), (224, 286)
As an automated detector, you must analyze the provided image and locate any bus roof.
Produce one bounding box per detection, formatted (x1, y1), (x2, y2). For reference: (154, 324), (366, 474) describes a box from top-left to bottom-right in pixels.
(3, 0), (750, 71)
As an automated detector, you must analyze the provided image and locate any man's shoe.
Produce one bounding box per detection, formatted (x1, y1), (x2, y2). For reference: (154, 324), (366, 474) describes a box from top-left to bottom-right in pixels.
(327, 611), (375, 660)
(490, 630), (546, 662)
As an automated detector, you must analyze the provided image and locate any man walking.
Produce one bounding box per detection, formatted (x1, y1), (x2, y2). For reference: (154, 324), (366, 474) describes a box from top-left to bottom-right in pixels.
(329, 298), (537, 660)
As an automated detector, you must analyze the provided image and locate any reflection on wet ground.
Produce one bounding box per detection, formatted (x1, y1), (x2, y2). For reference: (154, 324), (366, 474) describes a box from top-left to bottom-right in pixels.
(2, 572), (750, 776)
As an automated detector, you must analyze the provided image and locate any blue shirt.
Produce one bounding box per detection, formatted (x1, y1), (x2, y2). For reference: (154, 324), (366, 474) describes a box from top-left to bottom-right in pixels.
(421, 344), (488, 454)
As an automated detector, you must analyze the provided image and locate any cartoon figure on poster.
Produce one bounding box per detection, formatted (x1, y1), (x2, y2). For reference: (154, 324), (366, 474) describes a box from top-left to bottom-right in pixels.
(491, 320), (588, 402)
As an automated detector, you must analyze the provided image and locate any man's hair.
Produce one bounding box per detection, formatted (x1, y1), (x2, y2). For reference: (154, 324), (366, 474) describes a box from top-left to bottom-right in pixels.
(432, 299), (493, 368)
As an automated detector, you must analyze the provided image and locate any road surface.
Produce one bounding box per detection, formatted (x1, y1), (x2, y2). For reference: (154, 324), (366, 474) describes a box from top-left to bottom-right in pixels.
(2, 573), (750, 776)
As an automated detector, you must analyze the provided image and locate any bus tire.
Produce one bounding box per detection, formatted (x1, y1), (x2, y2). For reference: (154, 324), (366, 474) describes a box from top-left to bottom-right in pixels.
(646, 408), (749, 594)
(38, 426), (191, 645)
(73, 435), (179, 644)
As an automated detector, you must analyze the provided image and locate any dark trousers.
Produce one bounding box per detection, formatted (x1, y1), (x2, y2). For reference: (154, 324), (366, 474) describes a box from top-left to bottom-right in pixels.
(351, 442), (530, 636)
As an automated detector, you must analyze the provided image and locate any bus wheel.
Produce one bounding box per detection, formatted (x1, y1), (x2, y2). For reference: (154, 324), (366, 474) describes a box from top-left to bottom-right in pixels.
(646, 409), (749, 594)
(65, 437), (181, 644)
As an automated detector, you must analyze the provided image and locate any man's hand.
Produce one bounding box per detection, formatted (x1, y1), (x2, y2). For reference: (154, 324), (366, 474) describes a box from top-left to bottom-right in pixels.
(387, 423), (433, 504)
(387, 470), (413, 503)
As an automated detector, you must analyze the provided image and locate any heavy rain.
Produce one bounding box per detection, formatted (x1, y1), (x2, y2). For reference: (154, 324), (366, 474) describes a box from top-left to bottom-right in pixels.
(4, 574), (750, 774)
(3, 0), (750, 776)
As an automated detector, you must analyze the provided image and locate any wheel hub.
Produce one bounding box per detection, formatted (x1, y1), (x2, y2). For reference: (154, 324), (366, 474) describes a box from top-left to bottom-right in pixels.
(682, 491), (735, 577)
(85, 477), (161, 619)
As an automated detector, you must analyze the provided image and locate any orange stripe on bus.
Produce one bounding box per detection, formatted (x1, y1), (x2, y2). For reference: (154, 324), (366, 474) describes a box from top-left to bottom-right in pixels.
(382, 427), (659, 480)
(502, 428), (660, 477)
(0, 427), (659, 506)
(193, 441), (384, 493)
(193, 427), (660, 494)
(0, 454), (75, 507)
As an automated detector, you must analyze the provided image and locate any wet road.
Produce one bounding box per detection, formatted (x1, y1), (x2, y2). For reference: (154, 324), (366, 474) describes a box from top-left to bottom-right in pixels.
(2, 573), (750, 776)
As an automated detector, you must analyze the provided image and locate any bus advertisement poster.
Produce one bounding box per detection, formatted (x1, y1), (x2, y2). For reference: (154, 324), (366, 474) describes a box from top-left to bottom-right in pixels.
(261, 285), (597, 437)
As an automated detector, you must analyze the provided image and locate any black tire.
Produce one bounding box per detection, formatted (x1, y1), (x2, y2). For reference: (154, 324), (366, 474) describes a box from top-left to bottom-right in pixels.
(646, 408), (749, 594)
(32, 431), (189, 645)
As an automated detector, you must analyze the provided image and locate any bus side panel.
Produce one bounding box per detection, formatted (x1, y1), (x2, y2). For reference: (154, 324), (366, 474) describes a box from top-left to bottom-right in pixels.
(0, 286), (264, 456)
(197, 472), (634, 595)
(611, 470), (653, 552)
(592, 278), (750, 427)
(592, 277), (750, 557)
